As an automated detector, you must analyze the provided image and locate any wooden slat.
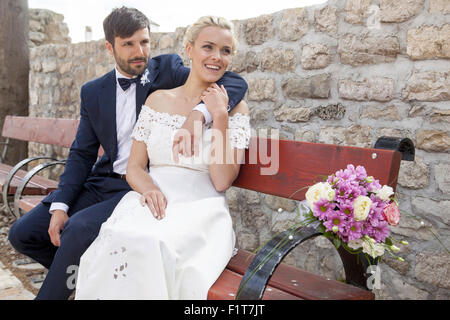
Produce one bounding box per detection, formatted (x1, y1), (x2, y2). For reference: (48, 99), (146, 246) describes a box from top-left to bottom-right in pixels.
(2, 116), (79, 147)
(208, 269), (302, 300)
(19, 196), (45, 213)
(0, 164), (58, 195)
(233, 138), (402, 201)
(225, 249), (374, 300)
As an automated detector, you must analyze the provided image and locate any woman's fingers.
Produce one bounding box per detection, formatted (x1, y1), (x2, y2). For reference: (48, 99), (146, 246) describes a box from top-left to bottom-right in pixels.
(141, 192), (166, 220)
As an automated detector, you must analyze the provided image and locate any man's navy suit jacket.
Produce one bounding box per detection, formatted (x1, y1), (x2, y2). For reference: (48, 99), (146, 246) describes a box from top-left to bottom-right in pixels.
(42, 54), (248, 208)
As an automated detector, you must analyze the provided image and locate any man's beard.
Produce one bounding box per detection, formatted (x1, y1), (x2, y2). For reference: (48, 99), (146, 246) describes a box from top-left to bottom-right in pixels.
(114, 52), (148, 77)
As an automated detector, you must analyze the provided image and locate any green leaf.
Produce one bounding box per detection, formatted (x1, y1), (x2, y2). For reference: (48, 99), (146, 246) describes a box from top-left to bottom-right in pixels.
(385, 237), (393, 246)
(318, 224), (326, 234)
(333, 237), (341, 249)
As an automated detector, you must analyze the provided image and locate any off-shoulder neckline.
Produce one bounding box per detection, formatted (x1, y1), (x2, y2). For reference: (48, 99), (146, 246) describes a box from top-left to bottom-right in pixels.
(141, 104), (249, 120)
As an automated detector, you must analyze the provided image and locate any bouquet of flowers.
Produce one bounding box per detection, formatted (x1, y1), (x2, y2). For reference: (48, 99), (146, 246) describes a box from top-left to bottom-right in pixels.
(300, 164), (407, 260)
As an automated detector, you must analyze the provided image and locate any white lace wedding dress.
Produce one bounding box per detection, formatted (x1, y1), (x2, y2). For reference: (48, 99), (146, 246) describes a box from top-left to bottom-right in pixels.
(74, 105), (251, 300)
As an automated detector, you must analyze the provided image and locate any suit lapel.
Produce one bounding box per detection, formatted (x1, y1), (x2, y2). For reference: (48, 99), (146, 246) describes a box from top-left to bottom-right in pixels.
(135, 59), (159, 119)
(99, 70), (118, 158)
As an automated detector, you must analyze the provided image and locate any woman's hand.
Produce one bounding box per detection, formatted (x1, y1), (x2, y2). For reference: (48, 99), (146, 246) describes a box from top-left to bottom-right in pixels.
(201, 83), (229, 120)
(140, 187), (167, 220)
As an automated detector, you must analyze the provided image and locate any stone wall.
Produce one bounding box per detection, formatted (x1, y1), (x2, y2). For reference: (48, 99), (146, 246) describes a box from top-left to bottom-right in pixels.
(29, 9), (71, 47)
(0, 0), (29, 165)
(28, 0), (450, 299)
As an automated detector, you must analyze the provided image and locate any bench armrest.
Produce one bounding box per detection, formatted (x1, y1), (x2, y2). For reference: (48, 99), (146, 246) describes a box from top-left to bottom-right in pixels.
(13, 160), (66, 219)
(2, 156), (60, 217)
(374, 136), (415, 161)
(235, 223), (377, 300)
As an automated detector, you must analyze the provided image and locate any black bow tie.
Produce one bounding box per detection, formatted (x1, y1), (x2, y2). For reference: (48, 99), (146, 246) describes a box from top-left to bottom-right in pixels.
(118, 77), (139, 91)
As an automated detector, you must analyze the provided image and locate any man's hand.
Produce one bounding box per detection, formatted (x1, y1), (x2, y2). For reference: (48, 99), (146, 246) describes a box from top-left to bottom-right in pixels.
(48, 210), (69, 247)
(172, 110), (204, 162)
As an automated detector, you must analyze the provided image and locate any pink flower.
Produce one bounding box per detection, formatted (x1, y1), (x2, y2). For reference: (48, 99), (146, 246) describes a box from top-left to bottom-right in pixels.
(383, 202), (400, 226)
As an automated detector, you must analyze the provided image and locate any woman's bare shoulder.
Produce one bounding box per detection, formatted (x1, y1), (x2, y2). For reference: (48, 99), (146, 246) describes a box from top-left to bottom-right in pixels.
(144, 89), (174, 110)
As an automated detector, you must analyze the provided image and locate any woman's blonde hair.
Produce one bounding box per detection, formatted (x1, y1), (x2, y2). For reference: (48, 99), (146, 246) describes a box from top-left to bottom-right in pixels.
(184, 16), (238, 55)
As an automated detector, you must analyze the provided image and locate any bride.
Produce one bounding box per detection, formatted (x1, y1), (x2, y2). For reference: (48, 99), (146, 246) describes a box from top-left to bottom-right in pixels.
(74, 16), (250, 300)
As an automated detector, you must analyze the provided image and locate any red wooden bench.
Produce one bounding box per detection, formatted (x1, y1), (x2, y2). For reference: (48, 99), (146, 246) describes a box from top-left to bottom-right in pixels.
(0, 116), (82, 219)
(11, 116), (415, 300)
(208, 136), (414, 300)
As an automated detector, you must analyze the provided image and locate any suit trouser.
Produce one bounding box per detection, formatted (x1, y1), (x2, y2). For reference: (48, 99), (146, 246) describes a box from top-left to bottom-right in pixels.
(8, 176), (132, 300)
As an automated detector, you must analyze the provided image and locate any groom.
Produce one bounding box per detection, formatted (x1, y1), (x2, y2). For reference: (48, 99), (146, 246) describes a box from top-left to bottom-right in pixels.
(8, 7), (247, 300)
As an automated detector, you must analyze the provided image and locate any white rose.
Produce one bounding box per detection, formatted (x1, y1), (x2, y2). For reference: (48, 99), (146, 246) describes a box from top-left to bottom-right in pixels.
(353, 195), (372, 221)
(376, 185), (394, 201)
(362, 238), (385, 258)
(305, 182), (335, 208)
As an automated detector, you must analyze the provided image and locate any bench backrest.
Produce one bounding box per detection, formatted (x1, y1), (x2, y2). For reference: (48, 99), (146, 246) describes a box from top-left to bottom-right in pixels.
(2, 116), (103, 156)
(2, 116), (403, 197)
(2, 116), (80, 147)
(233, 137), (402, 201)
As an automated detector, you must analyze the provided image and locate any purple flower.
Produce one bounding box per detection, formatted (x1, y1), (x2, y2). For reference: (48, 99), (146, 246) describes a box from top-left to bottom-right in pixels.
(313, 198), (334, 221)
(337, 202), (353, 218)
(355, 165), (368, 180)
(323, 212), (346, 233)
(346, 221), (363, 241)
(370, 220), (390, 243)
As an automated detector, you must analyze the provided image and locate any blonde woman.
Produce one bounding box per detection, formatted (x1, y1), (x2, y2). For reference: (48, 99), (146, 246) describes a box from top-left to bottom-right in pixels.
(75, 16), (250, 300)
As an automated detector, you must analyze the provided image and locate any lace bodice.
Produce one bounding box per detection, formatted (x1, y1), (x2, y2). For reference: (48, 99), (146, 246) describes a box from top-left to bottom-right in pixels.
(131, 105), (251, 173)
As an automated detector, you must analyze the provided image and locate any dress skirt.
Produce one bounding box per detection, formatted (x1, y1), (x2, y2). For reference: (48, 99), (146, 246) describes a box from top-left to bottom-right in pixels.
(75, 166), (235, 300)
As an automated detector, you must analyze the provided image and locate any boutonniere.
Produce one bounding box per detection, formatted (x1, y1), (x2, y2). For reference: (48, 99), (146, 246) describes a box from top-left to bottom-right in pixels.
(140, 69), (150, 86)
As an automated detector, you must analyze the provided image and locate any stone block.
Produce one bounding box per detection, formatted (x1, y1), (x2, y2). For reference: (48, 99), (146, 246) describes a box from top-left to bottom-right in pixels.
(274, 105), (311, 122)
(429, 0), (450, 14)
(398, 157), (429, 189)
(318, 125), (372, 148)
(380, 0), (423, 23)
(411, 197), (450, 225)
(403, 71), (450, 101)
(416, 130), (450, 152)
(345, 0), (371, 24)
(415, 252), (450, 289)
(159, 34), (175, 50)
(279, 8), (309, 42)
(407, 24), (450, 60)
(338, 77), (394, 101)
(339, 34), (400, 66)
(301, 43), (330, 70)
(229, 51), (259, 73)
(264, 195), (296, 212)
(261, 48), (296, 73)
(314, 5), (338, 34)
(313, 103), (346, 120)
(430, 108), (450, 123)
(243, 14), (273, 45)
(248, 78), (277, 102)
(294, 129), (316, 142)
(360, 105), (401, 120)
(434, 163), (450, 194)
(282, 74), (331, 99)
(249, 107), (269, 122)
(58, 61), (72, 74)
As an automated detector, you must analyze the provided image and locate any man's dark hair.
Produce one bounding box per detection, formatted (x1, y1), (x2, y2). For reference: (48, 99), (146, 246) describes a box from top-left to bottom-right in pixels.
(103, 7), (150, 47)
